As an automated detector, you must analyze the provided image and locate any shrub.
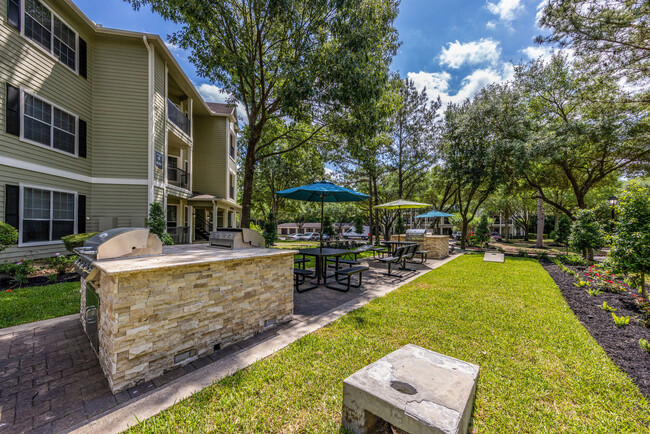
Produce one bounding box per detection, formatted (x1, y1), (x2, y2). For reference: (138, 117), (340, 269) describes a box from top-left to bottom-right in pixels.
(353, 216), (364, 235)
(497, 246), (505, 253)
(146, 202), (173, 245)
(61, 232), (98, 252)
(569, 209), (605, 265)
(517, 249), (529, 258)
(0, 222), (18, 252)
(537, 251), (549, 261)
(0, 259), (35, 286)
(322, 216), (336, 238)
(601, 302), (617, 312)
(608, 180), (650, 300)
(262, 212), (278, 247)
(474, 214), (491, 247)
(612, 313), (630, 328)
(45, 253), (77, 276)
(631, 293), (650, 327)
(585, 266), (627, 294)
(639, 339), (650, 353)
(557, 254), (586, 266)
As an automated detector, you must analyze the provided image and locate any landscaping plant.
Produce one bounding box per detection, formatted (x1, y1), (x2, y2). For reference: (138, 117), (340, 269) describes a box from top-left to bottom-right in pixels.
(569, 209), (605, 265)
(46, 254), (77, 277)
(146, 202), (174, 245)
(557, 254), (586, 266)
(474, 214), (491, 248)
(61, 232), (98, 252)
(0, 222), (18, 252)
(612, 313), (630, 328)
(0, 259), (35, 287)
(608, 180), (650, 300)
(639, 339), (650, 353)
(262, 212), (278, 247)
(551, 214), (572, 248)
(601, 302), (617, 312)
(574, 279), (589, 287)
(585, 266), (627, 294)
(587, 287), (603, 296)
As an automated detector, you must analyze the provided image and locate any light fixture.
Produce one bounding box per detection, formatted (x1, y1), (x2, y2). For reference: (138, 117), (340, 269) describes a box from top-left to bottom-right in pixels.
(608, 196), (618, 207)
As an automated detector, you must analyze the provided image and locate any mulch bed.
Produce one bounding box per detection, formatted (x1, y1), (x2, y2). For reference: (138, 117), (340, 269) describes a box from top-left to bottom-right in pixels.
(542, 260), (650, 398)
(0, 272), (78, 290)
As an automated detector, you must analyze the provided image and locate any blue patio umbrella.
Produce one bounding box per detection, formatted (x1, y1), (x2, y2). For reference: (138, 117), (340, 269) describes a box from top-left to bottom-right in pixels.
(415, 210), (454, 234)
(276, 179), (369, 248)
(415, 210), (454, 218)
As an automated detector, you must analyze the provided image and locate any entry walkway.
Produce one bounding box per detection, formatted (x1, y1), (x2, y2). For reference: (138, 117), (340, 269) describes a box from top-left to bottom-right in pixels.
(0, 253), (461, 433)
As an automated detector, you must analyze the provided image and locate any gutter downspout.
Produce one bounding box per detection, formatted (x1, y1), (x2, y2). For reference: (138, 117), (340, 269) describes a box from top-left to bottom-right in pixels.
(143, 36), (155, 206)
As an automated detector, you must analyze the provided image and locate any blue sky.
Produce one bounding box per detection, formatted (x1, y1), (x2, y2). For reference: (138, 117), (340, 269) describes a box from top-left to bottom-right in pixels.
(74, 0), (553, 106)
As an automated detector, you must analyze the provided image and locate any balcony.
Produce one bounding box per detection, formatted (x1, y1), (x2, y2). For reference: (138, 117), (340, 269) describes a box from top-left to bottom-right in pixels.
(167, 226), (190, 244)
(167, 99), (191, 137)
(168, 166), (189, 190)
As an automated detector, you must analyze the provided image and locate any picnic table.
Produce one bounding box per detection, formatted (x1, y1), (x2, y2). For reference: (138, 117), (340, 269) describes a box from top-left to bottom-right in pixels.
(297, 248), (351, 285)
(380, 240), (418, 254)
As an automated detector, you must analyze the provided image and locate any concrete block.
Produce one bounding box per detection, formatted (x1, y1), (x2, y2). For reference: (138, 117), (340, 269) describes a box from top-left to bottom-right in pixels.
(342, 344), (479, 434)
(483, 252), (504, 263)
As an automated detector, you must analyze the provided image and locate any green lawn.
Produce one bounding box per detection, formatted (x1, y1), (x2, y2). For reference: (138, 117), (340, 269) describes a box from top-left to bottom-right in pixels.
(129, 255), (649, 432)
(0, 281), (80, 329)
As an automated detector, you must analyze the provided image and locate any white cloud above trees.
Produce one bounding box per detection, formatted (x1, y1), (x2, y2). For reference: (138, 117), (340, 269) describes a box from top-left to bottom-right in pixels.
(486, 0), (524, 21)
(439, 38), (501, 69)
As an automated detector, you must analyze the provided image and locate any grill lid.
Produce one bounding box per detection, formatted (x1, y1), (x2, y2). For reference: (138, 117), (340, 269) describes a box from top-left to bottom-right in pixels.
(209, 228), (265, 249)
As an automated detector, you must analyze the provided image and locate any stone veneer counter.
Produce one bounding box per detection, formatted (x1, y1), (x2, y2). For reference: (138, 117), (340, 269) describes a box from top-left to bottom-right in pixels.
(82, 245), (296, 393)
(390, 235), (449, 259)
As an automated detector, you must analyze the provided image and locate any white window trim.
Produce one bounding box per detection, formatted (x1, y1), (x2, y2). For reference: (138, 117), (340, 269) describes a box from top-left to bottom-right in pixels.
(20, 0), (79, 75)
(229, 130), (237, 162)
(18, 183), (78, 247)
(19, 87), (79, 158)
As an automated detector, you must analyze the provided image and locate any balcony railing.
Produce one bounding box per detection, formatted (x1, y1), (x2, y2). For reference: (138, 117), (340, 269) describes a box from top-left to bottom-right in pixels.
(167, 99), (191, 136)
(168, 166), (189, 190)
(167, 226), (190, 244)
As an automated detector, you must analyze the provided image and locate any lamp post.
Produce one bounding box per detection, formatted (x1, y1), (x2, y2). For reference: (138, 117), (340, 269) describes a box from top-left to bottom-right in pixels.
(608, 195), (618, 233)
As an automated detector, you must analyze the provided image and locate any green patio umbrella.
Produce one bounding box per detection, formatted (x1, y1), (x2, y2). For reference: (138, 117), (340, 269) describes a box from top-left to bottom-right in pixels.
(374, 200), (431, 241)
(276, 180), (369, 249)
(415, 210), (454, 234)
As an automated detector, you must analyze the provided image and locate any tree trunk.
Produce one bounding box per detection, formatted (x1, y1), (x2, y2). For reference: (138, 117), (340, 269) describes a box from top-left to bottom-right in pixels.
(460, 220), (468, 250)
(368, 178), (375, 244)
(373, 177), (382, 241)
(536, 194), (544, 248)
(240, 138), (259, 228)
(504, 211), (510, 242)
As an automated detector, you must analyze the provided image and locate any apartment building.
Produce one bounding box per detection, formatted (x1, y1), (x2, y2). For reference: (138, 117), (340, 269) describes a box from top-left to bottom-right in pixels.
(1, 0), (240, 259)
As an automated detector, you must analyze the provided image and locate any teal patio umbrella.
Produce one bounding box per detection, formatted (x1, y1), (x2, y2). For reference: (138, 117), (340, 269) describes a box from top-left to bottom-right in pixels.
(415, 210), (454, 234)
(276, 179), (369, 249)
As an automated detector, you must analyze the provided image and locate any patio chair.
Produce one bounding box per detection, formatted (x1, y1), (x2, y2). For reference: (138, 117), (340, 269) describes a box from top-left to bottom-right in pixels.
(378, 246), (406, 277)
(399, 244), (418, 271)
(294, 268), (318, 293)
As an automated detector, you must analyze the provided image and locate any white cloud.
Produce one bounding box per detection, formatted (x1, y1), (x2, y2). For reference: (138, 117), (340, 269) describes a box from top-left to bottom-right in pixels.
(535, 0), (549, 27)
(439, 38), (501, 69)
(408, 64), (513, 107)
(487, 0), (524, 21)
(486, 21), (497, 29)
(521, 45), (553, 60)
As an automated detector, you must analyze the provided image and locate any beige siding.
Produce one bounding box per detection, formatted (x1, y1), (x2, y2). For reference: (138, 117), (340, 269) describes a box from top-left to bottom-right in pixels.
(90, 184), (148, 231)
(153, 50), (166, 184)
(193, 116), (227, 197)
(0, 0), (94, 175)
(91, 36), (148, 178)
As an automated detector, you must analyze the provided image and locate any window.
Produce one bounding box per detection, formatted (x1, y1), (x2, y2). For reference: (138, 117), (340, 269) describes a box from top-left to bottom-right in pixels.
(229, 173), (235, 199)
(23, 0), (77, 71)
(166, 204), (177, 228)
(22, 91), (77, 155)
(21, 186), (76, 244)
(229, 132), (236, 159)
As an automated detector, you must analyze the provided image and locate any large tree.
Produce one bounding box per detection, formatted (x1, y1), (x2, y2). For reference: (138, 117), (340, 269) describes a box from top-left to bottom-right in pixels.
(385, 77), (440, 199)
(537, 0), (649, 94)
(516, 54), (650, 217)
(127, 0), (399, 227)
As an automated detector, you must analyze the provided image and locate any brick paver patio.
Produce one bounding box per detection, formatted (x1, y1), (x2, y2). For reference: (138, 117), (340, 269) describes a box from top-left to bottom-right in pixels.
(0, 257), (445, 433)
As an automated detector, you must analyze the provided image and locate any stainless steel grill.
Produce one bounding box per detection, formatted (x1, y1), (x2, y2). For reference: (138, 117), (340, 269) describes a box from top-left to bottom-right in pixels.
(74, 228), (162, 354)
(405, 228), (432, 241)
(209, 228), (265, 249)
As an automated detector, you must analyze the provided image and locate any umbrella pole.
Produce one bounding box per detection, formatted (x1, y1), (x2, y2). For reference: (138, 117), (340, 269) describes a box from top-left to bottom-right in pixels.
(398, 209), (401, 242)
(320, 195), (324, 251)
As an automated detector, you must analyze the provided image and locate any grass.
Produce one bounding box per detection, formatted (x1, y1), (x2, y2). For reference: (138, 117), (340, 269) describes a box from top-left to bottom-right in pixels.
(0, 281), (80, 329)
(129, 255), (649, 433)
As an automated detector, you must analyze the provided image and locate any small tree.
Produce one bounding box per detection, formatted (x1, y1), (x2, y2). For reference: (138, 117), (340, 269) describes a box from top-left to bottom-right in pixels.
(0, 222), (18, 253)
(146, 202), (173, 245)
(608, 181), (650, 299)
(262, 212), (278, 247)
(474, 214), (491, 248)
(552, 214), (572, 247)
(569, 209), (605, 265)
(322, 216), (336, 238)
